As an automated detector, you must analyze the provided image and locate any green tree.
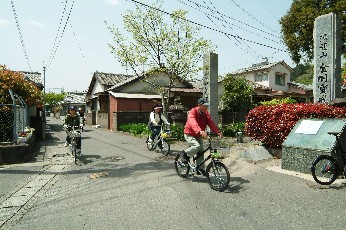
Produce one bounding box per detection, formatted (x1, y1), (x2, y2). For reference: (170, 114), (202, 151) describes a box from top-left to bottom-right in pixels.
(291, 62), (314, 84)
(44, 92), (66, 111)
(221, 75), (253, 111)
(280, 0), (346, 64)
(105, 0), (214, 113)
(342, 61), (346, 85)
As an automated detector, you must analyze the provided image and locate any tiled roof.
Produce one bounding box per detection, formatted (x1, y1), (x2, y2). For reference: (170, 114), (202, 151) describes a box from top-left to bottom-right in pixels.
(229, 60), (293, 75)
(96, 72), (135, 85)
(287, 82), (313, 91)
(87, 71), (136, 94)
(63, 93), (86, 104)
(107, 74), (142, 91)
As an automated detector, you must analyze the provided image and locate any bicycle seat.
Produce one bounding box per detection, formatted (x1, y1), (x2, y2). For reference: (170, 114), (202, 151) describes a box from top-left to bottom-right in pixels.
(327, 131), (342, 136)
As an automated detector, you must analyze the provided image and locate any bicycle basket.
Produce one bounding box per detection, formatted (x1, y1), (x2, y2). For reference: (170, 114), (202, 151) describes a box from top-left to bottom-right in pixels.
(161, 131), (171, 138)
(210, 137), (229, 159)
(68, 131), (81, 138)
(210, 137), (221, 150)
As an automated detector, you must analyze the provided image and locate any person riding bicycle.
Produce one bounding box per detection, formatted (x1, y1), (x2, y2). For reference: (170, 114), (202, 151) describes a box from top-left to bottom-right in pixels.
(78, 107), (86, 129)
(148, 103), (170, 150)
(181, 98), (222, 175)
(63, 106), (82, 149)
(78, 108), (86, 122)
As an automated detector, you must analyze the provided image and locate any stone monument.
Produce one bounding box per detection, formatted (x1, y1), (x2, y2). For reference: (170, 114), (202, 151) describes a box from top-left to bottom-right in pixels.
(313, 12), (342, 103)
(203, 52), (219, 124)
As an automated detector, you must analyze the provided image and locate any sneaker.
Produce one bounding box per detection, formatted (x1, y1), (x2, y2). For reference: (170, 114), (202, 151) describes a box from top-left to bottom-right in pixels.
(180, 151), (188, 164)
(64, 142), (68, 147)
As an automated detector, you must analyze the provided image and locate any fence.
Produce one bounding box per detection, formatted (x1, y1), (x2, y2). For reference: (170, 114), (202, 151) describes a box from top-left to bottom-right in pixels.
(0, 90), (29, 143)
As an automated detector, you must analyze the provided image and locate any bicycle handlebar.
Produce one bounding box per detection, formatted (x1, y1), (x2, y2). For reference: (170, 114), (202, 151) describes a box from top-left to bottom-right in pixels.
(207, 132), (220, 137)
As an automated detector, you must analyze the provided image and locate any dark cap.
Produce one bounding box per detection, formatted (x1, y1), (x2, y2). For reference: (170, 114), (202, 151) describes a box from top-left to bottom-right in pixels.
(198, 98), (209, 106)
(68, 106), (76, 110)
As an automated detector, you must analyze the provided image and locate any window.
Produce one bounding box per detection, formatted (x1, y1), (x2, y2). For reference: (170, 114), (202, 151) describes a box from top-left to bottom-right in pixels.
(254, 74), (268, 82)
(275, 73), (285, 86)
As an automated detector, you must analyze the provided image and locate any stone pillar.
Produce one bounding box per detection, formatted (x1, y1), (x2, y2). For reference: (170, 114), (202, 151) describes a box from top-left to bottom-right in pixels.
(313, 13), (342, 103)
(203, 52), (219, 124)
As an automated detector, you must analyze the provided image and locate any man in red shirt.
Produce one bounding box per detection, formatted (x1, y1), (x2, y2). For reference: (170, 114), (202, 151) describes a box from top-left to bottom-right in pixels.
(181, 98), (222, 175)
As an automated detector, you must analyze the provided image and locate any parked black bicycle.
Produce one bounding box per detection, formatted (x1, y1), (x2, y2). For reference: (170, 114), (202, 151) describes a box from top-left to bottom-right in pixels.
(174, 133), (230, 191)
(146, 124), (171, 156)
(311, 131), (346, 185)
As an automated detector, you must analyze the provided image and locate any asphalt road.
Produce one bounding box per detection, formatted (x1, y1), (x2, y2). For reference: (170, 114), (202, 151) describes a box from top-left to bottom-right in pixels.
(1, 117), (346, 230)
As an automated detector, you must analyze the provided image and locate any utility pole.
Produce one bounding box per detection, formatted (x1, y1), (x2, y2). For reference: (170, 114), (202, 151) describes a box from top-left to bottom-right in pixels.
(43, 64), (46, 123)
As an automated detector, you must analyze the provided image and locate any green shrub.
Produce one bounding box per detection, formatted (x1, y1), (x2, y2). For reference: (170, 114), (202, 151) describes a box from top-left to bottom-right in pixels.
(260, 97), (297, 106)
(220, 122), (245, 137)
(170, 124), (184, 141)
(119, 123), (184, 140)
(119, 123), (149, 135)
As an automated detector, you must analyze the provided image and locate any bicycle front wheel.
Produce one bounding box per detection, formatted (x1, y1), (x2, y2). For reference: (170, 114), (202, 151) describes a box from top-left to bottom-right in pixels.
(206, 161), (230, 191)
(311, 155), (338, 185)
(74, 146), (77, 164)
(174, 154), (189, 178)
(160, 139), (170, 156)
(146, 136), (154, 151)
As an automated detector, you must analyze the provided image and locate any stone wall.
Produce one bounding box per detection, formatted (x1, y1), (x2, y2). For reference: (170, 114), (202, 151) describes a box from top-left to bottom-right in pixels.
(0, 135), (36, 164)
(282, 147), (333, 174)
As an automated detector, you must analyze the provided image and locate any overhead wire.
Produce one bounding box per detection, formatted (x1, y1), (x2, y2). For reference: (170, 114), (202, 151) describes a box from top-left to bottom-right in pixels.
(229, 0), (278, 34)
(47, 0), (68, 65)
(182, 0), (281, 39)
(69, 22), (88, 66)
(46, 0), (75, 69)
(126, 0), (286, 52)
(204, 0), (277, 70)
(184, 0), (264, 60)
(10, 0), (33, 72)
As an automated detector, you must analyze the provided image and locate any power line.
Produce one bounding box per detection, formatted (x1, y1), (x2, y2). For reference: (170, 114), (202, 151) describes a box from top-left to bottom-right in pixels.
(69, 22), (88, 65)
(46, 0), (75, 69)
(47, 0), (68, 64)
(127, 0), (286, 52)
(182, 0), (281, 39)
(179, 0), (266, 59)
(10, 0), (33, 72)
(229, 0), (278, 34)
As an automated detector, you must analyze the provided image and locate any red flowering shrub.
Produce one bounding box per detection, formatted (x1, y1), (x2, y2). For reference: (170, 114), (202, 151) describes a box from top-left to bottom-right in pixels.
(245, 103), (346, 148)
(0, 65), (42, 106)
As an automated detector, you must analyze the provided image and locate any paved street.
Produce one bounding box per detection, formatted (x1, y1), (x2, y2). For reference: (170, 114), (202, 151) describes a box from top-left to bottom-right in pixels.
(1, 117), (346, 230)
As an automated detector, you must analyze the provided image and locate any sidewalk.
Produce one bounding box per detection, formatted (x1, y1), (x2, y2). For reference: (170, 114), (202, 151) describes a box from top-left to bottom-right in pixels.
(0, 120), (74, 227)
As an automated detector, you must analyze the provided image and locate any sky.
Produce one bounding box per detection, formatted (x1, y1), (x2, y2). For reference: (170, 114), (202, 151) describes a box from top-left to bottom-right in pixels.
(0, 0), (293, 93)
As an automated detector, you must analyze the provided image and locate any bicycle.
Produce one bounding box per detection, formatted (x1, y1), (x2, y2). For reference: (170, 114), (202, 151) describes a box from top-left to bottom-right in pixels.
(174, 133), (230, 191)
(311, 131), (346, 185)
(65, 125), (81, 164)
(146, 124), (171, 156)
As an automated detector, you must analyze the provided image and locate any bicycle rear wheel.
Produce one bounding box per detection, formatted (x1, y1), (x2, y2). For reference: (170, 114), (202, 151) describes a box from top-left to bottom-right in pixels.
(206, 161), (230, 191)
(174, 154), (189, 178)
(160, 139), (170, 156)
(146, 136), (154, 151)
(311, 155), (338, 185)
